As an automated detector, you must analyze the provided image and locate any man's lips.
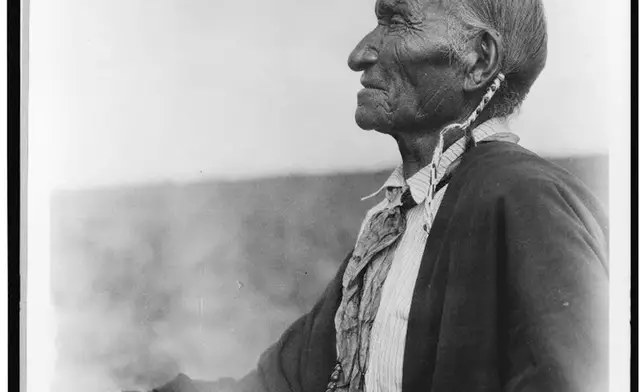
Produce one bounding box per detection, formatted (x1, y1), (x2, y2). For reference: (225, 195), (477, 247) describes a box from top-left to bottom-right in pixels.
(360, 76), (385, 91)
(361, 83), (385, 91)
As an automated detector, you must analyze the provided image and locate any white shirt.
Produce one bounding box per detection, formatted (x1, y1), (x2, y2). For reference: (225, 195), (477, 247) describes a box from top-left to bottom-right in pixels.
(353, 119), (518, 392)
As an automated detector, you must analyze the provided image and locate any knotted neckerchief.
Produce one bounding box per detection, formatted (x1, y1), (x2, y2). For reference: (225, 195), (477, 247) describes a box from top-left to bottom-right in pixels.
(333, 187), (418, 391)
(328, 73), (507, 392)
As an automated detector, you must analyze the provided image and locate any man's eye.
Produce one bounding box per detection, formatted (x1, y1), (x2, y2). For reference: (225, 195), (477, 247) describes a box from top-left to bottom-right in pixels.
(389, 14), (406, 26)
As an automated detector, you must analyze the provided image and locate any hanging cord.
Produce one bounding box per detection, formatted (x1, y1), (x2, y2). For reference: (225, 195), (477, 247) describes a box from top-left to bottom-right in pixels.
(437, 72), (505, 151)
(420, 72), (506, 233)
(464, 73), (506, 150)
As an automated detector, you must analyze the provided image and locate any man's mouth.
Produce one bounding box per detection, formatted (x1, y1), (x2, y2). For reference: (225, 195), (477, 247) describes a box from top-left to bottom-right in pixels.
(360, 76), (385, 91)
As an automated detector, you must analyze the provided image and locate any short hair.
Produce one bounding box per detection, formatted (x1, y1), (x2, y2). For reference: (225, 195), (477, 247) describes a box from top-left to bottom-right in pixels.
(445, 0), (548, 118)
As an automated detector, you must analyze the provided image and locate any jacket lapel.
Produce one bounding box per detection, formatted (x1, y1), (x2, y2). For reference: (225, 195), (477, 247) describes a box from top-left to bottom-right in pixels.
(401, 143), (485, 392)
(400, 184), (458, 392)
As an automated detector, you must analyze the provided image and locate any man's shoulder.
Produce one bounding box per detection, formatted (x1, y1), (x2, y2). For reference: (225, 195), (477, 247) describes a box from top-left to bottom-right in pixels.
(466, 142), (579, 184)
(454, 141), (600, 207)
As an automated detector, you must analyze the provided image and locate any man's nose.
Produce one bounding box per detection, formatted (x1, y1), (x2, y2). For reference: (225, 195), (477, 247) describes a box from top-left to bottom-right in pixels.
(348, 32), (379, 72)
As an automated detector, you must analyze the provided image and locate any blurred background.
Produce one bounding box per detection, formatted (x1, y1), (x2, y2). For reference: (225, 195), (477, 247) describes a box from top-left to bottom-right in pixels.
(27, 0), (618, 391)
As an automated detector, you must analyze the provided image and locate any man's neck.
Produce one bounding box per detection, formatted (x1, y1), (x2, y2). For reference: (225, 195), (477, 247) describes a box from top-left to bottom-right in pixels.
(393, 114), (492, 180)
(394, 131), (440, 180)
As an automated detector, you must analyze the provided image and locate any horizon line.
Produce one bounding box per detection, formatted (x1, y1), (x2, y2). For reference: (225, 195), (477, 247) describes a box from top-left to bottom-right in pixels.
(50, 153), (608, 194)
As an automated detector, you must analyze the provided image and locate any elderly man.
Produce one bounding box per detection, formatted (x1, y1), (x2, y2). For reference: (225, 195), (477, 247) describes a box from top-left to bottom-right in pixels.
(152, 0), (608, 391)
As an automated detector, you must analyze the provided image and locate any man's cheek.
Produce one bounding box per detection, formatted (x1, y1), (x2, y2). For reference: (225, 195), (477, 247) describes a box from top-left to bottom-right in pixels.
(386, 88), (419, 125)
(418, 86), (460, 122)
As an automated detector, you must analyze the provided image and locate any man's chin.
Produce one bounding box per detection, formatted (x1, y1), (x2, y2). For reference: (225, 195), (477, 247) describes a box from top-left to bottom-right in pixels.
(354, 108), (384, 131)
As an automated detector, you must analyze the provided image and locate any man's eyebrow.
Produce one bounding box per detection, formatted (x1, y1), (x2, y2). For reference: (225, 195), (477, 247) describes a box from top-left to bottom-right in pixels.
(375, 0), (410, 16)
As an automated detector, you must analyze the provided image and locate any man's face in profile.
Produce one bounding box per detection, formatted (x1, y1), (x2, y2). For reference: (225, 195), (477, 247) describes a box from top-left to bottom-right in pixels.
(349, 0), (467, 134)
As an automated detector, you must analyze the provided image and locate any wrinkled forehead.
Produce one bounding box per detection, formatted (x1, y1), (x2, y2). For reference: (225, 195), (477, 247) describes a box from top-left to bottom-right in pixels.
(374, 0), (450, 15)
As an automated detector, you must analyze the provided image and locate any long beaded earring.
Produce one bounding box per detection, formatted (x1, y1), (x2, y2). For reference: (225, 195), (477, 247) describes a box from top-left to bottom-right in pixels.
(462, 73), (505, 150)
(419, 72), (506, 234)
(435, 72), (506, 155)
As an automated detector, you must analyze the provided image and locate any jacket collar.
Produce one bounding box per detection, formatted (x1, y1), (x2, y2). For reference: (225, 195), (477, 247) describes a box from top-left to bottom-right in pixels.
(361, 118), (519, 205)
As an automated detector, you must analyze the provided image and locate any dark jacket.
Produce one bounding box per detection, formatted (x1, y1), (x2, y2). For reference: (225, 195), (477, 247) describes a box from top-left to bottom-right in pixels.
(155, 141), (609, 392)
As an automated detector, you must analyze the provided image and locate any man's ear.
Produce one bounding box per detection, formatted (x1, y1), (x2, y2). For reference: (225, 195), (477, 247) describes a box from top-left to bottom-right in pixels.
(463, 30), (502, 92)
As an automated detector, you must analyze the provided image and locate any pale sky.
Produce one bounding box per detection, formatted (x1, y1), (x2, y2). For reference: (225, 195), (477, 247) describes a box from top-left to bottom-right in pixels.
(28, 0), (629, 189)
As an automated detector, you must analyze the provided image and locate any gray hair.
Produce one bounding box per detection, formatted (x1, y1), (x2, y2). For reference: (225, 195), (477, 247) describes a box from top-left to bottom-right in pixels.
(446, 0), (548, 118)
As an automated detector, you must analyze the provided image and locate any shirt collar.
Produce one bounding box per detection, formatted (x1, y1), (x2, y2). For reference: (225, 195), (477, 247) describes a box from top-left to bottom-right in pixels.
(361, 118), (518, 204)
